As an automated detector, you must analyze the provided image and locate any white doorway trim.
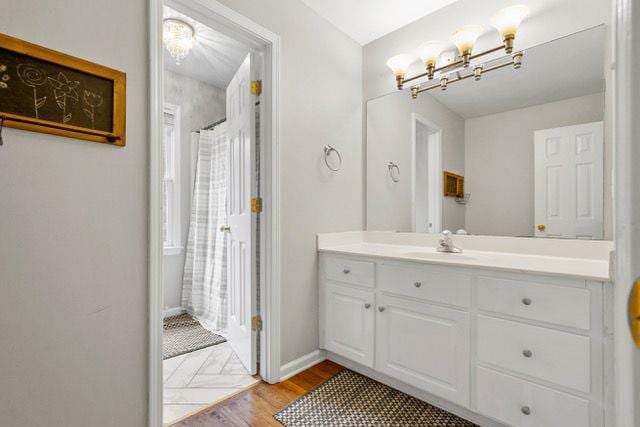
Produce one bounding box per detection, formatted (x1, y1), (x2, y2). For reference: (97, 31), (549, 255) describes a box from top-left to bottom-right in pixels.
(411, 113), (442, 233)
(149, 1), (281, 426)
(613, 0), (640, 426)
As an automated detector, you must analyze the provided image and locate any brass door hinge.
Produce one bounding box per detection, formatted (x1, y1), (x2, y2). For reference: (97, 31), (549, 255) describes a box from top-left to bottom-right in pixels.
(630, 278), (640, 348)
(252, 315), (263, 331)
(250, 80), (262, 96)
(251, 197), (263, 213)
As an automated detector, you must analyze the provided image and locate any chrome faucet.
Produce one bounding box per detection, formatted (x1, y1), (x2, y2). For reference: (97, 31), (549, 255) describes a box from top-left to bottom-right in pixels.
(437, 230), (462, 253)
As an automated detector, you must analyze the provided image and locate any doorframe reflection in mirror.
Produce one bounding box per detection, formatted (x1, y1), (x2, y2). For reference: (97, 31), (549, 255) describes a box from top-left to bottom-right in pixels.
(411, 113), (442, 233)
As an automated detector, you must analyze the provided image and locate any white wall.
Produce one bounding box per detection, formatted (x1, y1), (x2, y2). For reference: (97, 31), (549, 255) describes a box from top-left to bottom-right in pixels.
(0, 0), (147, 426)
(163, 70), (226, 311)
(216, 0), (363, 366)
(367, 91), (465, 232)
(363, 0), (611, 100)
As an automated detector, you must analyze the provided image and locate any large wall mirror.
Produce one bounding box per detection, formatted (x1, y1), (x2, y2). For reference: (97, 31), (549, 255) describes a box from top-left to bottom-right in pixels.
(366, 25), (610, 240)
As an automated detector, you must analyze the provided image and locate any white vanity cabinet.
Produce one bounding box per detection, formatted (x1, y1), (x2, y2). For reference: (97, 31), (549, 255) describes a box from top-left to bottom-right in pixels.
(319, 252), (610, 427)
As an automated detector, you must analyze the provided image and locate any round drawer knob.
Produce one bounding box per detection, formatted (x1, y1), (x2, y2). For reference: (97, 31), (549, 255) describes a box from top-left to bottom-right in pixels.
(364, 303), (371, 309)
(414, 282), (422, 288)
(378, 306), (386, 312)
(522, 298), (532, 306)
(522, 349), (533, 358)
(521, 406), (531, 416)
(343, 269), (350, 274)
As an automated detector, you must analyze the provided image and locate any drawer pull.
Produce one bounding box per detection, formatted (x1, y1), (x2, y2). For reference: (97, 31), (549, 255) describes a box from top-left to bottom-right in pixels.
(378, 306), (386, 312)
(522, 349), (533, 358)
(364, 303), (371, 309)
(521, 406), (531, 416)
(414, 282), (422, 288)
(343, 269), (350, 274)
(522, 297), (532, 306)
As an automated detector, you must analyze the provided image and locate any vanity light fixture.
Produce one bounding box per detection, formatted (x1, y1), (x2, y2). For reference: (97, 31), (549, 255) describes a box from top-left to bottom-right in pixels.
(389, 4), (529, 97)
(163, 18), (196, 64)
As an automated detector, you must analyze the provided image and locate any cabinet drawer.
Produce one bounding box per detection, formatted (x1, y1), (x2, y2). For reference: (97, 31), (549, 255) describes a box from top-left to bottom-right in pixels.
(477, 316), (590, 393)
(377, 262), (471, 307)
(477, 276), (590, 330)
(323, 282), (375, 367)
(476, 367), (590, 427)
(324, 256), (375, 287)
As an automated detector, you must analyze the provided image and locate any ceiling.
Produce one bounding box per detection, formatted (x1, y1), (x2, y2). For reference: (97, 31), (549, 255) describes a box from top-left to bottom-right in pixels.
(163, 6), (249, 88)
(423, 26), (605, 118)
(300, 0), (460, 45)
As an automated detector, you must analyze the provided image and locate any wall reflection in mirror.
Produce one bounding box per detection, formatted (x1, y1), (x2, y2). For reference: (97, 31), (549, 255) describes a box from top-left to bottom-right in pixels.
(366, 26), (610, 240)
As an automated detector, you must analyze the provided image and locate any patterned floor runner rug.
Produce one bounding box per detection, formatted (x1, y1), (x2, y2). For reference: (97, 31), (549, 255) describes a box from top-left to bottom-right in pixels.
(274, 369), (477, 426)
(163, 313), (226, 360)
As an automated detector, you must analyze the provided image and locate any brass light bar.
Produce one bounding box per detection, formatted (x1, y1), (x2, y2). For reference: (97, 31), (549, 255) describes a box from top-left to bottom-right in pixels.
(402, 44), (508, 87)
(411, 52), (523, 98)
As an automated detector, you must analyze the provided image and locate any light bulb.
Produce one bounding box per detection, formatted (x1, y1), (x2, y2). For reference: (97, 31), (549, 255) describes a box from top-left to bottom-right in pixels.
(491, 5), (529, 39)
(451, 25), (483, 56)
(417, 41), (446, 68)
(386, 54), (417, 78)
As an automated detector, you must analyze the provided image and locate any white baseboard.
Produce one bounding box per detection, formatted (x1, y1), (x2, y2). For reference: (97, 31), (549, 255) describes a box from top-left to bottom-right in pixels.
(163, 307), (185, 318)
(279, 349), (326, 381)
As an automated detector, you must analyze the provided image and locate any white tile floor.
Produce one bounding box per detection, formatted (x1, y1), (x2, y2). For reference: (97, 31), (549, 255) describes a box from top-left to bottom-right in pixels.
(163, 342), (260, 425)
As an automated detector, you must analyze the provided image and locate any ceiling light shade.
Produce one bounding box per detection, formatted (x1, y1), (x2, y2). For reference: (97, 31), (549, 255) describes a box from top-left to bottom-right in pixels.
(491, 5), (529, 39)
(163, 18), (195, 64)
(451, 25), (483, 55)
(417, 41), (447, 67)
(386, 54), (417, 77)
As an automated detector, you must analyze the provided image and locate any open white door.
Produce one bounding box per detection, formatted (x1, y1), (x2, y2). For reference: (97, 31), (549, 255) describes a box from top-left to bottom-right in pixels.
(225, 53), (257, 375)
(534, 121), (604, 239)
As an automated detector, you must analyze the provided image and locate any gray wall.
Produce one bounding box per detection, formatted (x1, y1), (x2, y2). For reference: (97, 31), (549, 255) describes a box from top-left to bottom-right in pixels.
(0, 0), (147, 426)
(464, 93), (606, 237)
(163, 71), (226, 311)
(0, 0), (363, 425)
(216, 0), (363, 366)
(366, 91), (465, 232)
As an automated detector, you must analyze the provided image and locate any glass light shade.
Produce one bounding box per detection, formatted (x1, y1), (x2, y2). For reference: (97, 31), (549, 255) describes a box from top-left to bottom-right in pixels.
(451, 25), (483, 55)
(491, 5), (529, 38)
(417, 41), (447, 67)
(386, 54), (417, 77)
(163, 19), (195, 64)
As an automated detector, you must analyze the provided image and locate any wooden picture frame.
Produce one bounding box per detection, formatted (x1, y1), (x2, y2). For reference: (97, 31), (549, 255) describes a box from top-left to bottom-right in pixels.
(444, 171), (464, 197)
(0, 33), (126, 146)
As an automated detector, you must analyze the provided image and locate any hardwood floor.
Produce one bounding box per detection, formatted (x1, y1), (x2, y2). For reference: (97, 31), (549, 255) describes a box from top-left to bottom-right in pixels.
(170, 360), (344, 426)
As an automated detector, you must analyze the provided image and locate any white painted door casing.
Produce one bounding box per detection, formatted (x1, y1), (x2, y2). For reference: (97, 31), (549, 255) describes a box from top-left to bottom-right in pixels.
(534, 121), (604, 239)
(226, 53), (257, 375)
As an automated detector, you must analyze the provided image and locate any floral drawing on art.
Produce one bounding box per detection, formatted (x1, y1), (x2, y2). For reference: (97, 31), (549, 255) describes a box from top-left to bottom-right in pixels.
(48, 72), (79, 124)
(17, 64), (48, 118)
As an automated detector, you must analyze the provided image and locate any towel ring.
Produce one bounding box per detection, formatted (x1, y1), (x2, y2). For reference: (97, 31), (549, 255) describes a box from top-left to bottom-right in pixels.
(324, 145), (342, 172)
(388, 162), (400, 183)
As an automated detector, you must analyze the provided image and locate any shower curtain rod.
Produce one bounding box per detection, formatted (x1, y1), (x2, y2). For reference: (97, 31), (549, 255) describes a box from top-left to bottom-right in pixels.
(196, 118), (226, 133)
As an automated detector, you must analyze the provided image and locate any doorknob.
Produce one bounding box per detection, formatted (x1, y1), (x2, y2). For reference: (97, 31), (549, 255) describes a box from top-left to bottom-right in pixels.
(630, 278), (640, 348)
(220, 226), (231, 232)
(537, 224), (546, 231)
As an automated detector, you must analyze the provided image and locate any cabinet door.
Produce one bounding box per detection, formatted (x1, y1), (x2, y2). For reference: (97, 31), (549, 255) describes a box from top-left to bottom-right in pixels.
(376, 294), (470, 406)
(323, 282), (375, 367)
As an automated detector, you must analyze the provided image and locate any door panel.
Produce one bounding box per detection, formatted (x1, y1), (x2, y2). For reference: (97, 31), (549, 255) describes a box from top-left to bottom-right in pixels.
(534, 122), (604, 239)
(226, 53), (257, 374)
(376, 294), (470, 406)
(323, 282), (374, 367)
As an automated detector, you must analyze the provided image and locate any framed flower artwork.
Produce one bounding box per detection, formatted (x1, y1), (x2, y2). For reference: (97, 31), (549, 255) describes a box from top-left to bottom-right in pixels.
(0, 33), (126, 146)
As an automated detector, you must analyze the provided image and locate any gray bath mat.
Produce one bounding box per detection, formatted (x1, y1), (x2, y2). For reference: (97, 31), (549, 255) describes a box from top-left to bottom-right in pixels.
(163, 313), (226, 360)
(274, 369), (476, 426)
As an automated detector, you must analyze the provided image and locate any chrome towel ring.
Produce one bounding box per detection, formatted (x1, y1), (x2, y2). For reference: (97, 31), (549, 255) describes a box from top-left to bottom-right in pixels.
(388, 161), (400, 182)
(324, 145), (342, 171)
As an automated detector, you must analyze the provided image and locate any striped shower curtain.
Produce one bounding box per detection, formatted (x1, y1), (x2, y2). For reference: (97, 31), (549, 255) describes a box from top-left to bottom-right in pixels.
(181, 123), (229, 333)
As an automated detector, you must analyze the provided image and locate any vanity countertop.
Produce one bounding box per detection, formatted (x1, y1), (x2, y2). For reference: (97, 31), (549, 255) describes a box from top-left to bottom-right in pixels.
(317, 232), (614, 282)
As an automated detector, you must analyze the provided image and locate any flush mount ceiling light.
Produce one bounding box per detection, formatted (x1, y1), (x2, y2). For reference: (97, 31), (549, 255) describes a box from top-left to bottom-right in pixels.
(163, 18), (195, 64)
(387, 4), (529, 98)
